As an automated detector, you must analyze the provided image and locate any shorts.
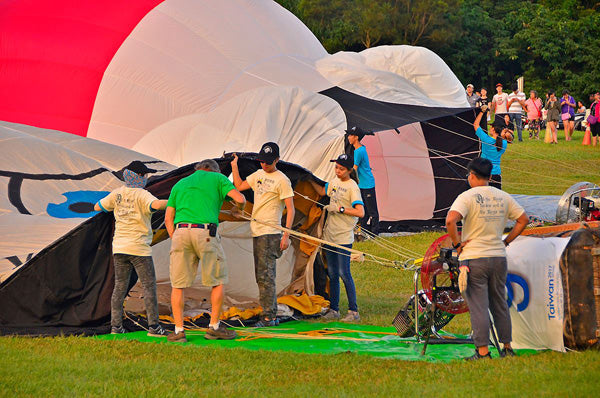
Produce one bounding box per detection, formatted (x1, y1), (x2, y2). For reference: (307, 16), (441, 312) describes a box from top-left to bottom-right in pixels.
(591, 123), (600, 137)
(169, 226), (227, 288)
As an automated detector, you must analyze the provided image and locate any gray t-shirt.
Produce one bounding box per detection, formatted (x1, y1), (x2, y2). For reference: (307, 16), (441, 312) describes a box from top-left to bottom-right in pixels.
(466, 93), (481, 108)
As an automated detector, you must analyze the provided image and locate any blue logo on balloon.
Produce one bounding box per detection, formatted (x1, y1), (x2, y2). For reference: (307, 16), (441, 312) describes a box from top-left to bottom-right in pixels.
(47, 191), (110, 218)
(506, 273), (529, 312)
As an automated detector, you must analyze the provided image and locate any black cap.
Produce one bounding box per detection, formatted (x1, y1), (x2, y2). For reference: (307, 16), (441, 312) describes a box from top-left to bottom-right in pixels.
(330, 153), (354, 170)
(257, 142), (279, 164)
(124, 160), (157, 175)
(345, 126), (373, 139)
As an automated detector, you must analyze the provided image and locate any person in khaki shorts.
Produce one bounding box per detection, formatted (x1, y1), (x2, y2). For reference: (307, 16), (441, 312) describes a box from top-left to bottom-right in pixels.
(165, 159), (246, 342)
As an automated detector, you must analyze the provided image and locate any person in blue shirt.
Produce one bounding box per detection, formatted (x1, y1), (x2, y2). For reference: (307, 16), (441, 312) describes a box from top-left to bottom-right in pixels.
(346, 126), (379, 235)
(474, 105), (513, 189)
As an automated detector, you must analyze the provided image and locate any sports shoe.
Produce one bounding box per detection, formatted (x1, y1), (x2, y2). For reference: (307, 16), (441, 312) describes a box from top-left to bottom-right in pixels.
(205, 324), (237, 340)
(254, 318), (279, 327)
(501, 347), (516, 358)
(322, 309), (340, 320)
(464, 350), (492, 361)
(341, 310), (360, 322)
(147, 324), (169, 337)
(111, 325), (127, 334)
(167, 330), (187, 343)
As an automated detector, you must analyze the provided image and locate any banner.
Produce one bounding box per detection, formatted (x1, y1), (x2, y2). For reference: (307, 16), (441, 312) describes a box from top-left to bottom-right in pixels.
(506, 236), (569, 351)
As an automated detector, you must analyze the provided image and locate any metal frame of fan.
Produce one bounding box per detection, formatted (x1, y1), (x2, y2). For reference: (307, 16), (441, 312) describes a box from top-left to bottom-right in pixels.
(556, 182), (600, 224)
(393, 233), (474, 355)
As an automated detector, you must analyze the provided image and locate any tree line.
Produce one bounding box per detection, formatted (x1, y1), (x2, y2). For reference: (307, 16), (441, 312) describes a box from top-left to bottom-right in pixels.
(277, 0), (600, 103)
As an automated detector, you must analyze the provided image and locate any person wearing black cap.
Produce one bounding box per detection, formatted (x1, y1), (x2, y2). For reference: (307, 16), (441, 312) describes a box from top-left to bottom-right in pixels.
(94, 160), (169, 337)
(310, 154), (365, 322)
(446, 157), (529, 360)
(346, 126), (379, 236)
(231, 142), (295, 327)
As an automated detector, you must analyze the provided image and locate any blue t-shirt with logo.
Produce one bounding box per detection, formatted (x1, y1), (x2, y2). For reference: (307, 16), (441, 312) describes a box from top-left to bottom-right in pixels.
(353, 145), (375, 189)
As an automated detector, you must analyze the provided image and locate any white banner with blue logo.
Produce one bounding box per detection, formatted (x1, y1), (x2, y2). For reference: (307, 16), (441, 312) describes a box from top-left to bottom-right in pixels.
(506, 236), (569, 352)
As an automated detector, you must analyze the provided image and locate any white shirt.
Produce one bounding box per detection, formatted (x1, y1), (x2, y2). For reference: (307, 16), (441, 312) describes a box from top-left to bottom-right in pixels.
(508, 91), (527, 113)
(449, 186), (524, 260)
(493, 93), (509, 114)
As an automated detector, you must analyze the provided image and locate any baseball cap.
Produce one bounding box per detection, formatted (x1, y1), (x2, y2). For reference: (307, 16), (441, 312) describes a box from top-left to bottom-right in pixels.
(257, 142), (279, 164)
(466, 84), (474, 89)
(496, 83), (503, 88)
(330, 153), (354, 170)
(345, 126), (374, 139)
(124, 160), (157, 176)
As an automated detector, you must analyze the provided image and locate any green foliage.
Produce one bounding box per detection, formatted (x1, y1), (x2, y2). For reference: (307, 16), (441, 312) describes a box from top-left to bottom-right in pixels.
(276, 0), (600, 103)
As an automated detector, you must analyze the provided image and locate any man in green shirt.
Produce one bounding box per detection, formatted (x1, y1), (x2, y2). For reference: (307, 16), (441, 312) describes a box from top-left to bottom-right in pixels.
(165, 159), (246, 342)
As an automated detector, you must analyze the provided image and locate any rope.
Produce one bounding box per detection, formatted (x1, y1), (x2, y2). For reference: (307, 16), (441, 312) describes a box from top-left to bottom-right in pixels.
(292, 190), (422, 258)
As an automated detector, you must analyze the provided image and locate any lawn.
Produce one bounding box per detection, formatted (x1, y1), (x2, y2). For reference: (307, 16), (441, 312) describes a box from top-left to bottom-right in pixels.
(1, 131), (599, 397)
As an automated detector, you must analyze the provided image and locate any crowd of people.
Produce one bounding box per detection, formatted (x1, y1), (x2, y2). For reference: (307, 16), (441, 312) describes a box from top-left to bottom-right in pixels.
(96, 131), (379, 342)
(466, 84), (600, 146)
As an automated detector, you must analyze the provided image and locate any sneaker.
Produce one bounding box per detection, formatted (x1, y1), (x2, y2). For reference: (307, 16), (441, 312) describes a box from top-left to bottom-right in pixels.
(341, 310), (360, 322)
(205, 324), (237, 340)
(166, 330), (187, 343)
(111, 325), (127, 334)
(254, 318), (279, 327)
(322, 309), (340, 320)
(464, 350), (492, 361)
(501, 347), (516, 358)
(147, 324), (169, 337)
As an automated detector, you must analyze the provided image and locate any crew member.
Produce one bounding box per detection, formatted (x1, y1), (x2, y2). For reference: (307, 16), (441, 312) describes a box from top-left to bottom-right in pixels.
(310, 154), (365, 322)
(347, 126), (379, 236)
(95, 161), (169, 337)
(165, 159), (246, 342)
(231, 143), (295, 327)
(446, 157), (528, 360)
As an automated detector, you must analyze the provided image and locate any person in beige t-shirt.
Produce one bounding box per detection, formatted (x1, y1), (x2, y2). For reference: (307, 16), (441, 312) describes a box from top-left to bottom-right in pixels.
(446, 157), (528, 361)
(94, 161), (168, 337)
(310, 153), (365, 323)
(231, 142), (295, 326)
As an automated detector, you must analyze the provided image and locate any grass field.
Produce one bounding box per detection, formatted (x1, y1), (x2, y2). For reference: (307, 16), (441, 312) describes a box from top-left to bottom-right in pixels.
(1, 130), (600, 397)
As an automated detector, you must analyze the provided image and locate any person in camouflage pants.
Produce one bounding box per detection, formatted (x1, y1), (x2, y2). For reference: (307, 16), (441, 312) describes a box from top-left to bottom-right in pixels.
(253, 234), (283, 319)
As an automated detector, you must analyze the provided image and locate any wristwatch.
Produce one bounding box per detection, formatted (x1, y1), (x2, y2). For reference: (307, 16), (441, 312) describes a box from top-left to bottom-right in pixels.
(339, 206), (345, 214)
(452, 242), (461, 249)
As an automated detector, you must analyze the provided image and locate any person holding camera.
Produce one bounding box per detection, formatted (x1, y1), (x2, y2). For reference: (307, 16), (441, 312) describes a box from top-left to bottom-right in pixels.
(446, 157), (529, 360)
(231, 142), (295, 327)
(165, 159), (246, 342)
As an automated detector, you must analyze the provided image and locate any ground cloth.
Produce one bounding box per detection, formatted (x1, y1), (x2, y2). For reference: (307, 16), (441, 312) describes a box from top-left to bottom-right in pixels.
(95, 321), (537, 363)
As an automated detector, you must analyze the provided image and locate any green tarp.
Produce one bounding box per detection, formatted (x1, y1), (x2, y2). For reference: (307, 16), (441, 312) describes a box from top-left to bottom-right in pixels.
(95, 321), (537, 362)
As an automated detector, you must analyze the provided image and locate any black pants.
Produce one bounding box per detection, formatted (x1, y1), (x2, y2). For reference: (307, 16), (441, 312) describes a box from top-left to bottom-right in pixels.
(490, 175), (502, 190)
(359, 187), (379, 235)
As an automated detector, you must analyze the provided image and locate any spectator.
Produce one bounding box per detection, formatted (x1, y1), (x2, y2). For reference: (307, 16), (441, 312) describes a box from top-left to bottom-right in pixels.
(507, 83), (527, 142)
(560, 89), (576, 141)
(577, 101), (586, 113)
(590, 91), (600, 147)
(466, 84), (481, 108)
(480, 88), (490, 131)
(546, 90), (560, 144)
(492, 83), (509, 122)
(525, 90), (543, 140)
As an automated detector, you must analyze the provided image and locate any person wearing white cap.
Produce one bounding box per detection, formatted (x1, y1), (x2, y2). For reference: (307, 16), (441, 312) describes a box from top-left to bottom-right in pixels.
(466, 84), (480, 108)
